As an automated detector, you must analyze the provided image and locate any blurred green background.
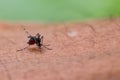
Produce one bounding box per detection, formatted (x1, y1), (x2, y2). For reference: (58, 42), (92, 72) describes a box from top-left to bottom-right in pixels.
(0, 0), (120, 22)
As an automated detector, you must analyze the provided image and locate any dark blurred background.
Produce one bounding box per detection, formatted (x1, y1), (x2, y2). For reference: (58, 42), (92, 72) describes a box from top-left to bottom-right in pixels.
(0, 0), (120, 22)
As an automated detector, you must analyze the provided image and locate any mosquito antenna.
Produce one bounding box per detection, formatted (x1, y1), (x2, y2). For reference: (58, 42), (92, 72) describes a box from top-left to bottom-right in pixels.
(16, 45), (30, 52)
(21, 25), (31, 36)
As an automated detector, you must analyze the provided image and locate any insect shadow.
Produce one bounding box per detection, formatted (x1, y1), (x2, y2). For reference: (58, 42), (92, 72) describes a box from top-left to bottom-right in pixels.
(17, 25), (52, 52)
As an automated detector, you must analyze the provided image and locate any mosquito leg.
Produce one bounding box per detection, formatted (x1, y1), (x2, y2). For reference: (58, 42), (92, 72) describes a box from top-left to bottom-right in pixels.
(40, 36), (50, 46)
(42, 45), (52, 50)
(16, 45), (30, 52)
(40, 36), (52, 50)
(41, 36), (44, 44)
(44, 44), (50, 46)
